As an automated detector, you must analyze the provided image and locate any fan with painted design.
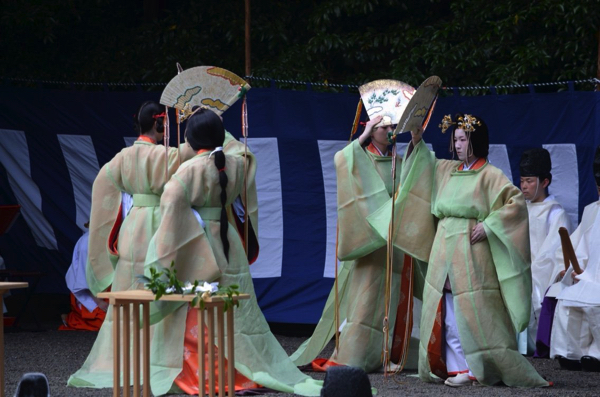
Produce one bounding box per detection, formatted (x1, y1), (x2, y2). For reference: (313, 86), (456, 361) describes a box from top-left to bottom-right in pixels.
(394, 76), (442, 135)
(160, 66), (251, 120)
(358, 79), (416, 127)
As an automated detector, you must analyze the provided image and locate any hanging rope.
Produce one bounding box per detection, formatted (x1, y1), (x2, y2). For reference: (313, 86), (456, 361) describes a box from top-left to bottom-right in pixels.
(382, 139), (398, 377)
(164, 106), (170, 181)
(333, 222), (341, 357)
(241, 95), (250, 258)
(3, 76), (597, 91)
(176, 107), (181, 168)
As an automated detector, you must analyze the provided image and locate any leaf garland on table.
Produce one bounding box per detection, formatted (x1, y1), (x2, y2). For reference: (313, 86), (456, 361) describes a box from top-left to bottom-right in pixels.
(136, 261), (240, 312)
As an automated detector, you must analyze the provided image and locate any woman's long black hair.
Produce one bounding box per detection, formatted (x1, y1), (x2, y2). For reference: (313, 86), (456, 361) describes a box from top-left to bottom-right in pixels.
(186, 108), (230, 261)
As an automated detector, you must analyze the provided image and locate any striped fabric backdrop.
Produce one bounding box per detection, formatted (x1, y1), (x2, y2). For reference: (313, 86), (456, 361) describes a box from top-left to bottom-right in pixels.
(0, 85), (598, 323)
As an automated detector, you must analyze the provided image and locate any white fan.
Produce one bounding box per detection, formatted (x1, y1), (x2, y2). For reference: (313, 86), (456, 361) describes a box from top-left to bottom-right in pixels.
(160, 66), (251, 118)
(359, 79), (416, 126)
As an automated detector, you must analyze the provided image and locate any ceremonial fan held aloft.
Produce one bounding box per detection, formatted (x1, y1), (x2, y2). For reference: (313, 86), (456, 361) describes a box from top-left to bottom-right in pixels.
(358, 76), (441, 375)
(160, 65), (254, 255)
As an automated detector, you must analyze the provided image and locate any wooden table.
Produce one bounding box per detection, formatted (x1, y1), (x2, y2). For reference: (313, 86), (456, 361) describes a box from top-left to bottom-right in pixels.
(98, 290), (249, 397)
(0, 282), (28, 397)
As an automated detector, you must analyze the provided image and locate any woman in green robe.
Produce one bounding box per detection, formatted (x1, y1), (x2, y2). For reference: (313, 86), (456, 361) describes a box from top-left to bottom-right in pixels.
(369, 114), (550, 387)
(68, 101), (195, 390)
(291, 114), (420, 373)
(143, 108), (322, 396)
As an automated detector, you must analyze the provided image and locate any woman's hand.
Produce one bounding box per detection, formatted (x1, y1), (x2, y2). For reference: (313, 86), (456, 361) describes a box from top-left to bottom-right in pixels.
(470, 222), (487, 245)
(411, 126), (424, 146)
(358, 115), (382, 145)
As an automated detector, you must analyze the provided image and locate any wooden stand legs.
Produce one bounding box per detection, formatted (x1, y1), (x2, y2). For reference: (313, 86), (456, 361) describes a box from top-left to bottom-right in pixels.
(98, 291), (247, 397)
(199, 304), (236, 397)
(111, 301), (150, 397)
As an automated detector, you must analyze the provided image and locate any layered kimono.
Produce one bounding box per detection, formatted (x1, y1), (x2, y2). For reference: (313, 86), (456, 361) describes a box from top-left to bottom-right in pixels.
(369, 140), (549, 387)
(68, 139), (193, 389)
(144, 150), (322, 396)
(550, 200), (600, 360)
(290, 140), (421, 373)
(60, 230), (106, 331)
(526, 196), (572, 351)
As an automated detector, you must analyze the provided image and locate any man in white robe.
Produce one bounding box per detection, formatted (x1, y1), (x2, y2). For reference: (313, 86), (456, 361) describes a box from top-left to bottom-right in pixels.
(520, 148), (572, 354)
(550, 145), (600, 371)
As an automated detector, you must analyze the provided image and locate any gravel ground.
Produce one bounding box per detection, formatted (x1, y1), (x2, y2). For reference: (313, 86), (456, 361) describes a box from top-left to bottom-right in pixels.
(4, 323), (600, 397)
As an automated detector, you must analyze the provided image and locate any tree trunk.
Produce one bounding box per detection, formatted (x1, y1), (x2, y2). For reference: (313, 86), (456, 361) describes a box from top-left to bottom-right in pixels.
(245, 0), (251, 77)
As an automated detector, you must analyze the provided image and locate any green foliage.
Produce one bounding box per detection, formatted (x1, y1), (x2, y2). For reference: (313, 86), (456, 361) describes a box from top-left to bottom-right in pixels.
(192, 284), (240, 313)
(0, 0), (598, 91)
(137, 262), (240, 312)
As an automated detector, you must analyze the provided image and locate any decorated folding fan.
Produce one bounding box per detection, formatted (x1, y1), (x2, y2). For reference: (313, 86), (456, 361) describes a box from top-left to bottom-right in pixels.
(394, 76), (442, 135)
(160, 66), (251, 120)
(358, 80), (416, 127)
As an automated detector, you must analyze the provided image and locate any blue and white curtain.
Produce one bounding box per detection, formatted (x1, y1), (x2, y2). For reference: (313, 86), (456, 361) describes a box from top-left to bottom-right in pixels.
(0, 85), (598, 323)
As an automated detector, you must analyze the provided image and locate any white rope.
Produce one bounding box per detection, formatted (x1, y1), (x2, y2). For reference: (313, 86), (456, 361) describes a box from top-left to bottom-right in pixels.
(2, 76), (597, 91)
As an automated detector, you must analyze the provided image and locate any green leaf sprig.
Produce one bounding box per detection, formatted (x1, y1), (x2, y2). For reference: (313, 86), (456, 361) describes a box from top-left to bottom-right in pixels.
(136, 261), (240, 311)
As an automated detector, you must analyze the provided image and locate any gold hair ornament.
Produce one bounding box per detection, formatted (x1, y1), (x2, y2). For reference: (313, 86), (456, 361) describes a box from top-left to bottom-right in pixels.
(438, 114), (455, 134)
(457, 114), (481, 134)
(179, 104), (210, 122)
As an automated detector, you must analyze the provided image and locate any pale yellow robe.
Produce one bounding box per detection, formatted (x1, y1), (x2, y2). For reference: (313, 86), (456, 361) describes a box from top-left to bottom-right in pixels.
(69, 140), (193, 390)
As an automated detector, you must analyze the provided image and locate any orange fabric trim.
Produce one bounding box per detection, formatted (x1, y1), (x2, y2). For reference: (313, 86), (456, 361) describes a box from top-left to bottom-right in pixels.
(427, 298), (448, 379)
(197, 148), (211, 155)
(391, 255), (414, 364)
(366, 142), (391, 156)
(311, 358), (342, 372)
(137, 135), (157, 144)
(58, 293), (106, 331)
(458, 157), (486, 171)
(174, 307), (259, 395)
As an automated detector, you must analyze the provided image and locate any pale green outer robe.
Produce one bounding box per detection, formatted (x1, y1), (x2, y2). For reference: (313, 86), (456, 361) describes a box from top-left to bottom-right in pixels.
(290, 140), (421, 373)
(369, 140), (549, 387)
(69, 141), (195, 390)
(143, 151), (322, 396)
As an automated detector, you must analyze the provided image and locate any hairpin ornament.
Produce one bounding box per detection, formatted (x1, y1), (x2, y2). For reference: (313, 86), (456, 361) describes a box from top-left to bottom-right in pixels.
(439, 114), (456, 134)
(178, 104), (210, 122)
(457, 114), (481, 134)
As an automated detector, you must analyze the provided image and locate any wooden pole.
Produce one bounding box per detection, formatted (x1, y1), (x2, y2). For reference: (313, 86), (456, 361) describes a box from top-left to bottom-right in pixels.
(0, 294), (4, 397)
(113, 303), (120, 397)
(199, 309), (206, 397)
(596, 28), (599, 91)
(217, 306), (225, 397)
(133, 304), (140, 397)
(245, 0), (251, 77)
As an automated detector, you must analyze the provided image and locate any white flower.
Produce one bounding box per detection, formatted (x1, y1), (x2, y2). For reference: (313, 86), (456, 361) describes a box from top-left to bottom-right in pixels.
(182, 282), (195, 294)
(165, 286), (176, 294)
(195, 282), (219, 294)
(179, 281), (219, 294)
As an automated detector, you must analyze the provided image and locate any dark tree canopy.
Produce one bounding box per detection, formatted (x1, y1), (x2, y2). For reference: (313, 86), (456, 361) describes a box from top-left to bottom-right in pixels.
(1, 0), (598, 91)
